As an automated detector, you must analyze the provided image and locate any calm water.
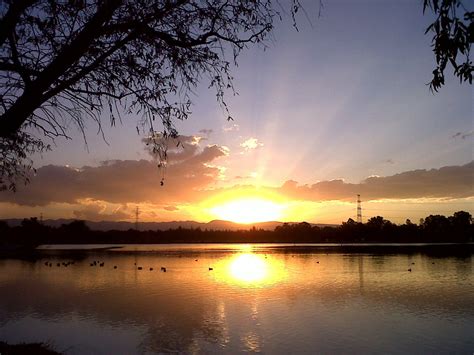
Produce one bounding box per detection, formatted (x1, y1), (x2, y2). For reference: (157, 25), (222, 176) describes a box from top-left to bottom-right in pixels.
(0, 244), (473, 354)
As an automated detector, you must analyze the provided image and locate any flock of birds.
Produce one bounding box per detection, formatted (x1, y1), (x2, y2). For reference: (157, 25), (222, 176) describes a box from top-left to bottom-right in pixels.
(43, 259), (215, 272)
(44, 261), (75, 267)
(42, 258), (422, 273)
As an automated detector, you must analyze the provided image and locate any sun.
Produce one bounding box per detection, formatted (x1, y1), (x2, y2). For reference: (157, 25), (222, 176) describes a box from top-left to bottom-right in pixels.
(210, 198), (283, 224)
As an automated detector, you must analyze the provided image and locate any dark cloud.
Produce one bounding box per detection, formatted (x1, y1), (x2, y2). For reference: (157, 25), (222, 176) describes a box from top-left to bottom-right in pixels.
(452, 130), (474, 139)
(1, 154), (472, 209)
(142, 135), (203, 162)
(1, 135), (228, 207)
(278, 162), (474, 201)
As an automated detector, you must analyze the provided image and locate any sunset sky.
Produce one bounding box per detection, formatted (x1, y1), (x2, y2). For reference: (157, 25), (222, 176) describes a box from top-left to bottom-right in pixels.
(1, 0), (472, 224)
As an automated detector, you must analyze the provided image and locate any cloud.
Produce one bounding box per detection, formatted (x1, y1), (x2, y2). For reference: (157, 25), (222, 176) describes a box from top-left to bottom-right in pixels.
(452, 130), (474, 139)
(198, 129), (213, 137)
(1, 135), (228, 207)
(1, 151), (472, 219)
(233, 172), (259, 180)
(385, 159), (395, 164)
(142, 135), (204, 162)
(240, 138), (264, 151)
(223, 123), (239, 132)
(73, 201), (131, 221)
(278, 162), (474, 201)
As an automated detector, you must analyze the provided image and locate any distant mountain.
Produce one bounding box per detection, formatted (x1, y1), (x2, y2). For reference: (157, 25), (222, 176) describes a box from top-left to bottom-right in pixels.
(2, 218), (337, 231)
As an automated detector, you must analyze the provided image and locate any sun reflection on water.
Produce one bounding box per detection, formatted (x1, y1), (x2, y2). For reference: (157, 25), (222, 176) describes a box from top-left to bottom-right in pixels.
(213, 252), (287, 287)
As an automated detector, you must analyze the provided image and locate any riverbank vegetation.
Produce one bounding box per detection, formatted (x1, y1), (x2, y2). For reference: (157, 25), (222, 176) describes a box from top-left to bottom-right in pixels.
(1, 211), (472, 245)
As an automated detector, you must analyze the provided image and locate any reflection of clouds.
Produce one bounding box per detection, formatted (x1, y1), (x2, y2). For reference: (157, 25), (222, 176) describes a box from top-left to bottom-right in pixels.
(192, 301), (231, 352)
(0, 252), (473, 353)
(0, 256), (225, 353)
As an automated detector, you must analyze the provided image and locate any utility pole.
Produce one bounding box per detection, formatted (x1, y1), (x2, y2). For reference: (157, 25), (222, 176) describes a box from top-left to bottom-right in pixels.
(135, 206), (140, 231)
(357, 194), (362, 223)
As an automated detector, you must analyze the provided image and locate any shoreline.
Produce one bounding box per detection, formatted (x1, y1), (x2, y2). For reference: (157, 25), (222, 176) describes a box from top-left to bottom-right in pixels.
(0, 341), (61, 355)
(1, 242), (473, 259)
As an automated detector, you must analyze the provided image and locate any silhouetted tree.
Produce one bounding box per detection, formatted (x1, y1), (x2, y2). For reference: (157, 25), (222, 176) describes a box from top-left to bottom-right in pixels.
(422, 214), (451, 242)
(60, 220), (90, 234)
(342, 218), (357, 227)
(449, 210), (472, 227)
(364, 216), (396, 241)
(340, 218), (365, 241)
(20, 216), (41, 229)
(16, 216), (49, 245)
(0, 1), (471, 189)
(423, 0), (473, 92)
(448, 210), (472, 242)
(0, 0), (301, 190)
(3, 210), (472, 245)
(366, 216), (390, 230)
(0, 220), (9, 235)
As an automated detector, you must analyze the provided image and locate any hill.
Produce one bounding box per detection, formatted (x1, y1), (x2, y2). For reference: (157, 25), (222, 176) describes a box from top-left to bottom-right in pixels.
(2, 218), (337, 231)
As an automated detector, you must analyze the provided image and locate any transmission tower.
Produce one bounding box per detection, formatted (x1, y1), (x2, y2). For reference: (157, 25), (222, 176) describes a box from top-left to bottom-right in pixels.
(135, 206), (140, 231)
(357, 194), (362, 223)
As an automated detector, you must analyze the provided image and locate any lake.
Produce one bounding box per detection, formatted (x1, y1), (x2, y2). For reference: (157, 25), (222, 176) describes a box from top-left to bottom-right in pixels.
(0, 244), (473, 354)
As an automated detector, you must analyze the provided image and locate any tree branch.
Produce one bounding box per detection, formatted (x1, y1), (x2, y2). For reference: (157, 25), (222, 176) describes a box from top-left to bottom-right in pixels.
(8, 32), (31, 87)
(41, 30), (139, 104)
(0, 0), (123, 137)
(0, 61), (40, 77)
(0, 0), (39, 48)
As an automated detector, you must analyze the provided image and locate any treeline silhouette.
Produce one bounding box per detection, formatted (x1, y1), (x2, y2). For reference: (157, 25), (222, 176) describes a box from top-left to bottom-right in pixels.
(0, 211), (472, 246)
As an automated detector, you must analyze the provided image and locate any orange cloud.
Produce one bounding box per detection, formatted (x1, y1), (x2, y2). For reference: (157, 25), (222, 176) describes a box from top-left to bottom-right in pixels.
(73, 201), (130, 221)
(1, 135), (228, 207)
(277, 162), (473, 201)
(1, 136), (472, 222)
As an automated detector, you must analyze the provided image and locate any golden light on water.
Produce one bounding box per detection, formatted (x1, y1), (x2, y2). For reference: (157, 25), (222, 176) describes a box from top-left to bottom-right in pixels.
(230, 254), (268, 282)
(213, 252), (287, 287)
